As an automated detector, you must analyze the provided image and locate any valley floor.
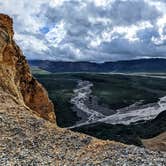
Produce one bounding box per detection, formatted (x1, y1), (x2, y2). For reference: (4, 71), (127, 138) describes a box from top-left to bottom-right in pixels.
(69, 80), (166, 128)
(34, 73), (166, 148)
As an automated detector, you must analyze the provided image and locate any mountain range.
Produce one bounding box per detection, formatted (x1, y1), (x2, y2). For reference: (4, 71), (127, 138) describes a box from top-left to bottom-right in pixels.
(29, 58), (166, 73)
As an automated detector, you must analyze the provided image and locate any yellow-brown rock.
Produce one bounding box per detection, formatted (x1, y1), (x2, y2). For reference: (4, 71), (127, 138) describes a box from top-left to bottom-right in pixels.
(0, 13), (55, 123)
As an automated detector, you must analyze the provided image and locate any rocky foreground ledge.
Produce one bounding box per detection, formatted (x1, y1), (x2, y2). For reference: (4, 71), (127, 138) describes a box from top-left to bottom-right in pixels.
(0, 90), (166, 165)
(0, 14), (166, 165)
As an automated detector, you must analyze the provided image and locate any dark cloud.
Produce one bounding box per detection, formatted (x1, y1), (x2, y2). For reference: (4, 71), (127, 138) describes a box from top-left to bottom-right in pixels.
(109, 0), (161, 25)
(1, 0), (166, 62)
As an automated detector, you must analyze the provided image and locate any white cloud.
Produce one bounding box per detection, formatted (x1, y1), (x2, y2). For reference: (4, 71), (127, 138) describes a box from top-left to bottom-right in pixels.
(0, 0), (166, 61)
(45, 20), (66, 47)
(15, 33), (48, 53)
(92, 0), (113, 7)
(49, 0), (65, 7)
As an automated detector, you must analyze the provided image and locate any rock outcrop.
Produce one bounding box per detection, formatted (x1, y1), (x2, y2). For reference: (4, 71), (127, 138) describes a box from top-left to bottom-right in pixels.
(0, 14), (166, 165)
(0, 14), (55, 123)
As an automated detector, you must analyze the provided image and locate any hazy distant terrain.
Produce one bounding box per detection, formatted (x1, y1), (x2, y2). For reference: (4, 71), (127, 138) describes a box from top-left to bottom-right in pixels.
(29, 58), (166, 73)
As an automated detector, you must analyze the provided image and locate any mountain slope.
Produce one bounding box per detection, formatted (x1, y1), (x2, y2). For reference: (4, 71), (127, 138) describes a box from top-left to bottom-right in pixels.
(2, 88), (166, 165)
(0, 14), (166, 165)
(29, 58), (166, 73)
(143, 132), (166, 152)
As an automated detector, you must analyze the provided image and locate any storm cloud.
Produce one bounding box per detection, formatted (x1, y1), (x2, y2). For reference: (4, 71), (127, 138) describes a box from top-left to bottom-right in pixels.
(0, 0), (166, 62)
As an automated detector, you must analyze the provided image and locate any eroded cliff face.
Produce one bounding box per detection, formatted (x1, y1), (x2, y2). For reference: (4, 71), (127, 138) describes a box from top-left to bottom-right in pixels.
(0, 14), (55, 123)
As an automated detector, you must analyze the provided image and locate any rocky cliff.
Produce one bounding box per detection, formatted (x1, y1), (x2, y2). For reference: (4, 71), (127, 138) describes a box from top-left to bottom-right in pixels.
(0, 14), (165, 165)
(0, 14), (55, 123)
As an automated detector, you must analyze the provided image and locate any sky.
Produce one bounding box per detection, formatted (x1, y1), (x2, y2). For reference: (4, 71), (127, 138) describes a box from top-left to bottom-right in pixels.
(1, 0), (166, 62)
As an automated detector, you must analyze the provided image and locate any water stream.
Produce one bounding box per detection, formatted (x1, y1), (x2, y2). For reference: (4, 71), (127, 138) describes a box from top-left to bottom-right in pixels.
(69, 80), (166, 129)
